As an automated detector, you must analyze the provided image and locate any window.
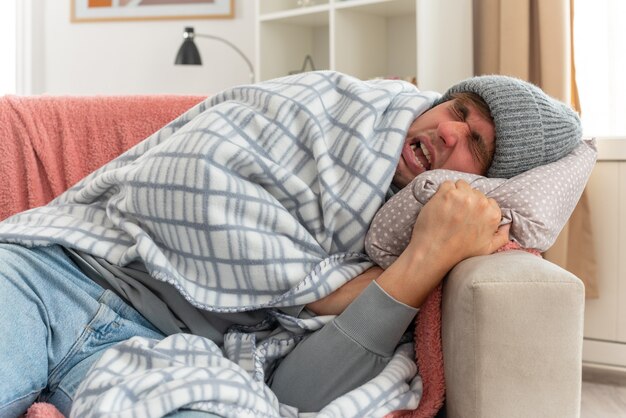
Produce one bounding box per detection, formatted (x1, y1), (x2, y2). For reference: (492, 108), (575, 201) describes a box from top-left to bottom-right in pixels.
(0, 0), (17, 95)
(574, 0), (626, 138)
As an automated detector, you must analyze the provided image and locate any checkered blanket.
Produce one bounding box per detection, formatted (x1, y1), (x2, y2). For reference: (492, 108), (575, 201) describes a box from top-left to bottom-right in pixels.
(0, 71), (438, 417)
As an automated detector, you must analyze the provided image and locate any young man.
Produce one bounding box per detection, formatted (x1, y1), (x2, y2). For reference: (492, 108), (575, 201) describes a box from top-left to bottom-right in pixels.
(0, 74), (581, 417)
(273, 75), (582, 410)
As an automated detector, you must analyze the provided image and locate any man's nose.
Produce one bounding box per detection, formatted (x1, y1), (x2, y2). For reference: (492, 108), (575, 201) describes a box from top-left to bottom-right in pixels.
(437, 121), (466, 148)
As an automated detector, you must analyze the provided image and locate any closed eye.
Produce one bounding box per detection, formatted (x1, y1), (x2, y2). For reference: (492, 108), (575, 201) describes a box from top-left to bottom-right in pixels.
(470, 132), (489, 172)
(452, 100), (469, 121)
(451, 100), (490, 173)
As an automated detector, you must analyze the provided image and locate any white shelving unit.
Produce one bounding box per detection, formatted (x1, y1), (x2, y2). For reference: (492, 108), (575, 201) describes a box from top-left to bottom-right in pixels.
(582, 159), (626, 371)
(255, 0), (473, 93)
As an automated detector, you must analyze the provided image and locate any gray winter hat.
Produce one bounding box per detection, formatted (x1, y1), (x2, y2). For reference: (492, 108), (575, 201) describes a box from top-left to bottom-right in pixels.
(438, 75), (582, 178)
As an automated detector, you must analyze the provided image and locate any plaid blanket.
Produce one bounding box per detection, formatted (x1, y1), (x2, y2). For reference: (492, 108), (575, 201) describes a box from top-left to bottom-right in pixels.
(0, 71), (439, 417)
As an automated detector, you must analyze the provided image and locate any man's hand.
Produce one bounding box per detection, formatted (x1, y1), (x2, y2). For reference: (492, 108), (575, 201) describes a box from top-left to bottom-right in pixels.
(376, 180), (510, 308)
(409, 180), (509, 267)
(307, 180), (510, 315)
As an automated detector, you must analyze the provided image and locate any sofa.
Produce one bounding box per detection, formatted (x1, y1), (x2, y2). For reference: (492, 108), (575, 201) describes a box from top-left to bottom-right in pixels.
(442, 250), (584, 417)
(0, 95), (584, 418)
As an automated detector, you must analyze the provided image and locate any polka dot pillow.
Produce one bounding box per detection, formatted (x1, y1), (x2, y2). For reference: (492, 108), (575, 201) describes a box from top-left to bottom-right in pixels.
(365, 139), (597, 269)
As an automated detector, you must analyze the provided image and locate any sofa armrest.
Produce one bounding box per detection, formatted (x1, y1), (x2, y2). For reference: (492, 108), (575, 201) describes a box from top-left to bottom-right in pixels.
(441, 250), (584, 418)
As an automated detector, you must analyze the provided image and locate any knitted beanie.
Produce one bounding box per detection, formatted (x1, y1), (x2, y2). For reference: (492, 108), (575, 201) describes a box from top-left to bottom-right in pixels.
(438, 75), (582, 178)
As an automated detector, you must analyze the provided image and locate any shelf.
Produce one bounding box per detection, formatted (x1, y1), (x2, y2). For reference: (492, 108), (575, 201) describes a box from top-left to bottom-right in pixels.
(255, 0), (472, 90)
(258, 0), (329, 15)
(334, 1), (416, 81)
(334, 0), (415, 17)
(259, 4), (330, 26)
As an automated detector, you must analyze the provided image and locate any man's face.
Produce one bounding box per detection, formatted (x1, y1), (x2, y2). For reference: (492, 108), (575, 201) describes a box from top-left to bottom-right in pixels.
(393, 98), (496, 188)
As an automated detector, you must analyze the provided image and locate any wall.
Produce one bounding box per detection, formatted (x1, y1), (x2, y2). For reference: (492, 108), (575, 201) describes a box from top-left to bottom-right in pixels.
(31, 0), (255, 95)
(0, 1), (17, 94)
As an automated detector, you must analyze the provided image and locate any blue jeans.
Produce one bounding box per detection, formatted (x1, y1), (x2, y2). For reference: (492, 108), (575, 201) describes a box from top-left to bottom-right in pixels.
(0, 244), (173, 417)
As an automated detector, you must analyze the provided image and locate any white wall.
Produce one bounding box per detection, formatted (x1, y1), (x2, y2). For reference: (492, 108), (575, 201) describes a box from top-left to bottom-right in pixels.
(0, 1), (17, 94)
(32, 0), (255, 95)
(416, 0), (472, 94)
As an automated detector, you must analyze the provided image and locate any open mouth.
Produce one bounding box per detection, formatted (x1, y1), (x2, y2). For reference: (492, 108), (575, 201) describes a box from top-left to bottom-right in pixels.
(402, 141), (432, 174)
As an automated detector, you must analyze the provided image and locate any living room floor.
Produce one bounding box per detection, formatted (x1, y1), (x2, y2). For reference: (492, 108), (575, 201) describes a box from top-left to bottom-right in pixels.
(581, 366), (626, 417)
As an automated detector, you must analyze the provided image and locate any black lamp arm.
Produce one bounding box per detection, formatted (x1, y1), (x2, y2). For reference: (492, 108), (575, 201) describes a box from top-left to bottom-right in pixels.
(195, 33), (255, 83)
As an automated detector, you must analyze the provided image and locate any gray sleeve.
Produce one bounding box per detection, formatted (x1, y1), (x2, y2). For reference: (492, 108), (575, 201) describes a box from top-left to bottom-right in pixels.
(268, 281), (418, 412)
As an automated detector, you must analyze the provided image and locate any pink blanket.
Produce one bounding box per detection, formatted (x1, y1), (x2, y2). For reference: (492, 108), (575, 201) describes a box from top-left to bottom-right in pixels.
(0, 95), (204, 221)
(2, 94), (519, 418)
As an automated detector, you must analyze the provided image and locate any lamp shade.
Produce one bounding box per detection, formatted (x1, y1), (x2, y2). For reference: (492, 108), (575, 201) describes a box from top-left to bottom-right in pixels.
(175, 28), (202, 65)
